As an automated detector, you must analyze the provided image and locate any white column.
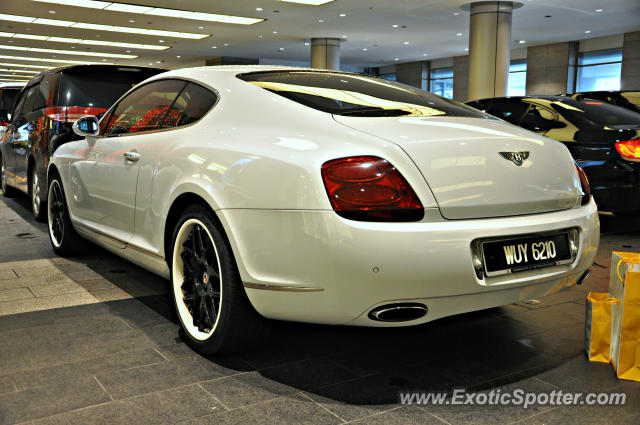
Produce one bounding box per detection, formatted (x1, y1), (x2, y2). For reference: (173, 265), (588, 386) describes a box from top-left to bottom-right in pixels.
(310, 38), (341, 70)
(466, 1), (521, 100)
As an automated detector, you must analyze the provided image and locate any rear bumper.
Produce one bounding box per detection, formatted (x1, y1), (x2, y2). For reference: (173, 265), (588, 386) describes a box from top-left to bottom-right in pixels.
(583, 159), (640, 213)
(219, 200), (599, 326)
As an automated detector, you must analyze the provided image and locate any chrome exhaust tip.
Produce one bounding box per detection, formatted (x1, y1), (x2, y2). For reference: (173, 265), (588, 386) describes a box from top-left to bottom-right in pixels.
(368, 303), (428, 322)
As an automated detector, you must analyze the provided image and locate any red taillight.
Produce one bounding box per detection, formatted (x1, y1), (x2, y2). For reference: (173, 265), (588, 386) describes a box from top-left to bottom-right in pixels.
(575, 162), (591, 205)
(321, 156), (424, 222)
(45, 106), (108, 123)
(615, 139), (640, 161)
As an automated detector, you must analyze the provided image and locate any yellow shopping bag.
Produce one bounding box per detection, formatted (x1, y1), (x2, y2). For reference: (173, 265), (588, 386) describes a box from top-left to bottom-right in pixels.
(585, 292), (619, 363)
(609, 252), (640, 382)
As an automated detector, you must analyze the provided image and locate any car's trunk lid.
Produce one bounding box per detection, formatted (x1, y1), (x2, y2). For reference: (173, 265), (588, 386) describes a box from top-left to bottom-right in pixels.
(333, 116), (582, 219)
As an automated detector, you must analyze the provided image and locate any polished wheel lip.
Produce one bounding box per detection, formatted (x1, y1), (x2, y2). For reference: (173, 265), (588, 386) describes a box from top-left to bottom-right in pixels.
(47, 179), (65, 248)
(172, 218), (223, 341)
(32, 170), (40, 216)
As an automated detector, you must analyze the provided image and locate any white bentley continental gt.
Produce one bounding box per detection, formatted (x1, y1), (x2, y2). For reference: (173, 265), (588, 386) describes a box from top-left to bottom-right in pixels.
(47, 66), (599, 353)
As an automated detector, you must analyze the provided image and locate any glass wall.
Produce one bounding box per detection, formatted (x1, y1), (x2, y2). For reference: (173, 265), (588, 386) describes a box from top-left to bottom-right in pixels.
(576, 49), (622, 92)
(507, 60), (527, 96)
(429, 67), (453, 99)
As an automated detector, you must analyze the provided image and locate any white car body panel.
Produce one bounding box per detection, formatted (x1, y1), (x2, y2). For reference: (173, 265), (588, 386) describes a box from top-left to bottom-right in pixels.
(50, 66), (599, 327)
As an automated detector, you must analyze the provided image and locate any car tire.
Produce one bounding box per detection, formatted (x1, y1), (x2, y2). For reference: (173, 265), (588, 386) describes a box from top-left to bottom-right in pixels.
(0, 155), (17, 198)
(31, 167), (46, 222)
(47, 172), (82, 255)
(170, 204), (269, 354)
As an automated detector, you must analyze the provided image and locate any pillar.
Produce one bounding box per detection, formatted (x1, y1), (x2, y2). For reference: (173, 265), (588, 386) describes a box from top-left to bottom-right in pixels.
(621, 31), (640, 90)
(465, 1), (521, 100)
(525, 42), (578, 95)
(310, 38), (340, 70)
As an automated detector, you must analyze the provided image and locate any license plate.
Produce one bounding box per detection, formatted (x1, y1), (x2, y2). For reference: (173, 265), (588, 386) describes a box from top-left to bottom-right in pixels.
(482, 232), (572, 275)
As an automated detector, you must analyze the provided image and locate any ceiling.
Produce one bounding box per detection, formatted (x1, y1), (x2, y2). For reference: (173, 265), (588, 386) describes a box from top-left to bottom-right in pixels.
(0, 0), (638, 82)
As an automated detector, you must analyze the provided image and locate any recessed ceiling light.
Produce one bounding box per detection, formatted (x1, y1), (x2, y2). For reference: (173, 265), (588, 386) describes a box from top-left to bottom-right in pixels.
(49, 10), (56, 14)
(518, 40), (526, 44)
(595, 9), (603, 12)
(342, 34), (347, 38)
(318, 19), (324, 23)
(457, 33), (463, 36)
(258, 35), (263, 38)
(0, 12), (209, 39)
(453, 12), (460, 16)
(392, 24), (398, 28)
(403, 41), (409, 45)
(423, 53), (428, 56)
(198, 26), (204, 29)
(464, 48), (469, 51)
(273, 31), (278, 34)
(176, 55), (181, 58)
(212, 46), (217, 48)
(156, 60), (161, 63)
(304, 42), (308, 45)
(33, 1), (263, 25)
(279, 0), (335, 5)
(129, 19), (135, 23)
(256, 7), (263, 11)
(158, 40), (164, 43)
(394, 58), (399, 61)
(585, 30), (591, 34)
(148, 62), (152, 65)
(125, 50), (130, 52)
(339, 13), (345, 17)
(279, 47), (284, 50)
(224, 43), (229, 46)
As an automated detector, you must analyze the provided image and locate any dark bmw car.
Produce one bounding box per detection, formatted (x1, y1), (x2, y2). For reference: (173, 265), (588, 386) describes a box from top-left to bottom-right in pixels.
(569, 90), (640, 114)
(0, 65), (165, 221)
(466, 96), (640, 215)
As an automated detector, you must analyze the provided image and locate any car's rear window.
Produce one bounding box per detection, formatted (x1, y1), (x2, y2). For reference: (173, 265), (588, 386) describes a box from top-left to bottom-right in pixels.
(238, 71), (487, 118)
(551, 98), (640, 127)
(57, 66), (165, 108)
(0, 88), (21, 112)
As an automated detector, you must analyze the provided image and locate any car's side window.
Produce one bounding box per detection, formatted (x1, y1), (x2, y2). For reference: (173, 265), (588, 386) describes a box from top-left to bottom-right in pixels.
(102, 79), (187, 136)
(162, 82), (217, 129)
(486, 100), (529, 125)
(11, 86), (35, 126)
(520, 104), (559, 133)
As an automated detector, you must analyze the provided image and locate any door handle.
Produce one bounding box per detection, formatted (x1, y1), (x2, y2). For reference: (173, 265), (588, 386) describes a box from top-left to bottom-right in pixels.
(123, 151), (140, 162)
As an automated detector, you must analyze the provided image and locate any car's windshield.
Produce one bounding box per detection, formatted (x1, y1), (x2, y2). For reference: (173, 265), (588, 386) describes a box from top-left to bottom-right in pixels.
(58, 66), (165, 108)
(549, 98), (640, 128)
(239, 70), (487, 118)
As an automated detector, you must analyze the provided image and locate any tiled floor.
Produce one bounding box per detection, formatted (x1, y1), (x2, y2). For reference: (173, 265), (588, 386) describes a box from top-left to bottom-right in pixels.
(0, 194), (638, 425)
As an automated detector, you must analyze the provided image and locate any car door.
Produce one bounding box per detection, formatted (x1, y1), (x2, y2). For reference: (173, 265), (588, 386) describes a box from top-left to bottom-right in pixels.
(69, 79), (186, 244)
(8, 85), (38, 192)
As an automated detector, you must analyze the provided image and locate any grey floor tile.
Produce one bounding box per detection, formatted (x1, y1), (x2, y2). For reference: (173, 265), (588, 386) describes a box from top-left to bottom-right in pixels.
(260, 358), (359, 392)
(178, 393), (343, 425)
(32, 384), (223, 425)
(28, 282), (87, 298)
(0, 376), (15, 396)
(516, 405), (640, 425)
(0, 377), (111, 424)
(535, 355), (620, 393)
(0, 270), (18, 280)
(11, 348), (167, 391)
(423, 378), (561, 425)
(0, 288), (33, 302)
(349, 406), (447, 425)
(199, 371), (299, 409)
(0, 292), (99, 317)
(507, 303), (585, 331)
(95, 355), (245, 400)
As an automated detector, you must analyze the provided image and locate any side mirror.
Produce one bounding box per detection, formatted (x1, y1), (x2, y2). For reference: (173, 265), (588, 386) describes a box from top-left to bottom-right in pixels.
(72, 116), (99, 138)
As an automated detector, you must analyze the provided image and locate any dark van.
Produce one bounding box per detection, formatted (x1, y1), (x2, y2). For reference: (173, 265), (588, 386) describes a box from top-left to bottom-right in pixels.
(0, 83), (25, 135)
(0, 65), (165, 220)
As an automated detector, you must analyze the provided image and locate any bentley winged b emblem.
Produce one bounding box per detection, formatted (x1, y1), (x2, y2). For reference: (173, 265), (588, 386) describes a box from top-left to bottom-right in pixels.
(499, 151), (529, 166)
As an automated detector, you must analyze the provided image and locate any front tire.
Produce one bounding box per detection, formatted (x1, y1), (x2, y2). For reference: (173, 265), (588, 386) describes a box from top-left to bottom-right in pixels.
(170, 205), (268, 354)
(47, 172), (81, 255)
(31, 167), (46, 222)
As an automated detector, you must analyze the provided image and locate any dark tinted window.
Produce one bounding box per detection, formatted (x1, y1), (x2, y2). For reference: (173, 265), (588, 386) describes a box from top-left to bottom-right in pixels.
(485, 100), (529, 125)
(0, 88), (21, 113)
(102, 79), (186, 136)
(165, 82), (217, 127)
(239, 71), (486, 118)
(10, 88), (29, 124)
(551, 98), (640, 128)
(58, 66), (165, 108)
(520, 104), (558, 133)
(30, 83), (47, 111)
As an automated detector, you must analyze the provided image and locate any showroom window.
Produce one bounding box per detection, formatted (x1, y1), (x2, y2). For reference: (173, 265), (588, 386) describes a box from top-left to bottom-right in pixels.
(507, 60), (527, 96)
(379, 73), (397, 82)
(429, 67), (453, 99)
(576, 49), (623, 92)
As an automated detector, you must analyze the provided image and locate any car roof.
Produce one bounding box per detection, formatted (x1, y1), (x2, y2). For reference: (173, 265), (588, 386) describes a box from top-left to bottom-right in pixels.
(466, 95), (573, 103)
